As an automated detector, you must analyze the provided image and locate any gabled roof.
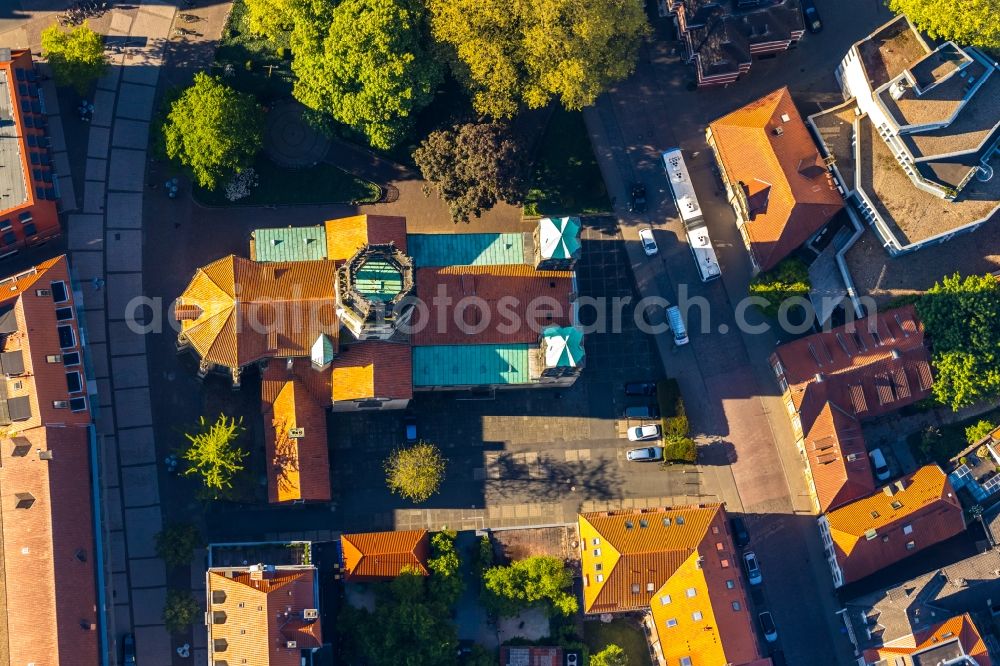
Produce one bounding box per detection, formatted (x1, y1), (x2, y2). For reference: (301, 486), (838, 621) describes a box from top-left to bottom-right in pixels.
(324, 214), (407, 262)
(772, 305), (932, 442)
(843, 548), (1000, 652)
(340, 530), (430, 580)
(261, 363), (331, 504)
(825, 465), (965, 586)
(330, 341), (413, 402)
(206, 567), (322, 666)
(579, 505), (762, 666)
(412, 265), (574, 346)
(863, 614), (990, 666)
(175, 255), (339, 369)
(805, 401), (875, 512)
(0, 255), (97, 665)
(709, 87), (842, 270)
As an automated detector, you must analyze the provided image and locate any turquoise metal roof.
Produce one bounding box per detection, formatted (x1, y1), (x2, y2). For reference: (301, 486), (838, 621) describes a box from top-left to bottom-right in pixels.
(254, 226), (328, 262)
(407, 233), (525, 267)
(412, 344), (532, 386)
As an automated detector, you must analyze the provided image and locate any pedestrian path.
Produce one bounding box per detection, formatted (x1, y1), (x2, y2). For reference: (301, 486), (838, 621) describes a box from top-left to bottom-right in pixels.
(68, 4), (175, 664)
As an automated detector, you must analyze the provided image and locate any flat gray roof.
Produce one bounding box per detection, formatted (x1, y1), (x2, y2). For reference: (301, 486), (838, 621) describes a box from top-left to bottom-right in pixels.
(0, 68), (27, 214)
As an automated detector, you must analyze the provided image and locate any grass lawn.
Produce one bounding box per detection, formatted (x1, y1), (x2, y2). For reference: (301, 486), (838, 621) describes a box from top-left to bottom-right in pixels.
(524, 106), (610, 217)
(194, 156), (380, 207)
(584, 619), (652, 666)
(907, 407), (1000, 465)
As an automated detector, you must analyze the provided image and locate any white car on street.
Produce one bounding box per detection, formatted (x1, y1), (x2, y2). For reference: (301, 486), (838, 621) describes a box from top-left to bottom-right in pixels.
(627, 424), (661, 442)
(639, 227), (658, 256)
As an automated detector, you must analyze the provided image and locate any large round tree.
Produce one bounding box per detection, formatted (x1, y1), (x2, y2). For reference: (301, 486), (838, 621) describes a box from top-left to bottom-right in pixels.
(413, 122), (526, 222)
(41, 23), (108, 94)
(163, 73), (264, 190)
(384, 441), (446, 503)
(888, 0), (1000, 51)
(291, 0), (442, 149)
(428, 0), (649, 118)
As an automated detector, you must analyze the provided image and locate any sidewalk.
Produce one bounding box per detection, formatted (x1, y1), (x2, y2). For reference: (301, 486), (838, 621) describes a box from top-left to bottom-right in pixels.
(66, 4), (178, 665)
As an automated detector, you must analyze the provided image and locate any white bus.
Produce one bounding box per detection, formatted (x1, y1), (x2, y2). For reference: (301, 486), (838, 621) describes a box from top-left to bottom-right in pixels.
(661, 148), (721, 282)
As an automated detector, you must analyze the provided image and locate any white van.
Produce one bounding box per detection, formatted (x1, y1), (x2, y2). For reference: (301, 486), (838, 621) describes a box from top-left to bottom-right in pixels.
(870, 448), (891, 481)
(666, 306), (689, 346)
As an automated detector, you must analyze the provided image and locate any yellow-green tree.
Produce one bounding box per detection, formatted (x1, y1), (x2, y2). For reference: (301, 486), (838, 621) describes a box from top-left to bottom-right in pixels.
(384, 441), (446, 502)
(887, 0), (1000, 50)
(41, 22), (108, 94)
(181, 414), (248, 495)
(428, 0), (649, 118)
(242, 0), (299, 42)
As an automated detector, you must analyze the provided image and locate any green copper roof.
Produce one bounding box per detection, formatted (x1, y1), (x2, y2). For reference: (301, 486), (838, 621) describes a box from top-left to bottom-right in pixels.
(253, 226), (328, 262)
(354, 258), (403, 302)
(412, 344), (532, 386)
(407, 233), (525, 267)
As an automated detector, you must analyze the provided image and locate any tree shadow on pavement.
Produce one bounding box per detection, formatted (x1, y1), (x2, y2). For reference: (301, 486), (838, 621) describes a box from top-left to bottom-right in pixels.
(486, 452), (621, 501)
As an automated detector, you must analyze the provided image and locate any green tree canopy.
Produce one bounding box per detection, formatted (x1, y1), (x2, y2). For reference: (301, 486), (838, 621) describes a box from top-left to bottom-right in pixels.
(163, 72), (264, 190)
(41, 23), (108, 95)
(967, 419), (997, 445)
(243, 0), (298, 42)
(181, 414), (248, 495)
(340, 568), (459, 665)
(413, 122), (526, 222)
(163, 589), (200, 634)
(591, 645), (628, 666)
(155, 523), (203, 569)
(916, 273), (1000, 410)
(483, 555), (578, 617)
(887, 0), (1000, 51)
(427, 530), (463, 607)
(428, 0), (649, 118)
(384, 441), (446, 502)
(291, 0), (442, 149)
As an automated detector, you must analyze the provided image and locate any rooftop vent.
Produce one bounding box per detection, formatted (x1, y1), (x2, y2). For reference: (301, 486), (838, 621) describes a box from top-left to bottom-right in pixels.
(814, 373), (825, 383)
(773, 126), (784, 136)
(891, 349), (902, 360)
(289, 428), (305, 439)
(286, 641), (298, 649)
(780, 113), (791, 123)
(303, 608), (319, 620)
(14, 492), (34, 509)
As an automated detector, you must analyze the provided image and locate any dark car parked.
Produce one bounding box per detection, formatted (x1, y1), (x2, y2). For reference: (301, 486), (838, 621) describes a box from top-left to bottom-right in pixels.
(801, 0), (822, 32)
(624, 404), (660, 420)
(628, 183), (647, 213)
(729, 515), (750, 548)
(625, 381), (657, 396)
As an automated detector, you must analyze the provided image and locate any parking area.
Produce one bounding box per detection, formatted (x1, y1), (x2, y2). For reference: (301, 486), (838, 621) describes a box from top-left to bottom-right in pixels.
(327, 218), (724, 532)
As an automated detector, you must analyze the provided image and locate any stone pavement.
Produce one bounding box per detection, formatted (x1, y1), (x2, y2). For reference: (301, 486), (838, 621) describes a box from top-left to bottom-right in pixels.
(65, 4), (176, 665)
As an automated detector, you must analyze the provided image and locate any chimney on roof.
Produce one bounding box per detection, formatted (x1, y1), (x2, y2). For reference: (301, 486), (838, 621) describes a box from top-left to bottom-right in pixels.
(815, 373), (825, 383)
(773, 126), (784, 136)
(891, 349), (902, 360)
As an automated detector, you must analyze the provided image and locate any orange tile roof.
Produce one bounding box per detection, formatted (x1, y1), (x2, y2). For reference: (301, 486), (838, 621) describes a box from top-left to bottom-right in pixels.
(0, 256), (97, 666)
(261, 363), (331, 503)
(579, 505), (761, 666)
(175, 255), (339, 370)
(0, 50), (61, 254)
(825, 465), (965, 585)
(207, 567), (322, 666)
(804, 402), (875, 513)
(324, 214), (408, 262)
(863, 613), (990, 666)
(341, 530), (430, 580)
(330, 341), (413, 402)
(771, 306), (932, 512)
(708, 86), (843, 271)
(412, 265), (574, 346)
